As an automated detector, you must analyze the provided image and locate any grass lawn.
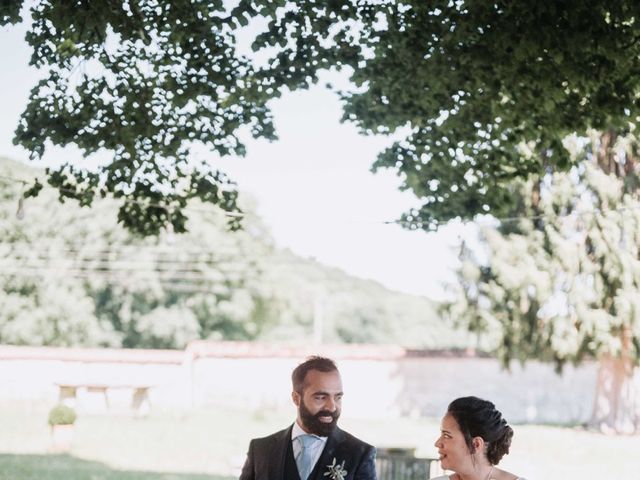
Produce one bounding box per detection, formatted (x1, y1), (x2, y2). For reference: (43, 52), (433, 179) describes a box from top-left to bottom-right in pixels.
(0, 402), (637, 479)
(0, 454), (223, 480)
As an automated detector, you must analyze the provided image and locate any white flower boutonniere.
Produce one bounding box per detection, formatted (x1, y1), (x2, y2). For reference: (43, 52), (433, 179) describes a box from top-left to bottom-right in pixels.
(324, 457), (348, 480)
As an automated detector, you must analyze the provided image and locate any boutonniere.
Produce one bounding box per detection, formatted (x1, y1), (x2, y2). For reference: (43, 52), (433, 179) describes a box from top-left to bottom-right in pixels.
(324, 457), (347, 480)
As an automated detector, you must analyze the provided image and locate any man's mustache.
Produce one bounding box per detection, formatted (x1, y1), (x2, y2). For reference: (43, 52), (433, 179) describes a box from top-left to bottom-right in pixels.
(314, 410), (339, 421)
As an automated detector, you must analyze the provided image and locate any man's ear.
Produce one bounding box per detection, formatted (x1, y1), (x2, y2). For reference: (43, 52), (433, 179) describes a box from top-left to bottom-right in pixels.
(292, 390), (300, 407)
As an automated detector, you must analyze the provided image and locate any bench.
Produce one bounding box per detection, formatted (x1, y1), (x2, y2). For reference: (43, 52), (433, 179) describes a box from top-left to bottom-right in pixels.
(376, 447), (440, 480)
(55, 382), (153, 416)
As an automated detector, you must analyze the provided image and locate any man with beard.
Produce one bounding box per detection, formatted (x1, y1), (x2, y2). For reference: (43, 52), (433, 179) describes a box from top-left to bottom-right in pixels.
(239, 356), (377, 480)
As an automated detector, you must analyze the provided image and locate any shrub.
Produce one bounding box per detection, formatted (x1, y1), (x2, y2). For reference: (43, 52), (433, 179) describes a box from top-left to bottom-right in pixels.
(48, 404), (77, 426)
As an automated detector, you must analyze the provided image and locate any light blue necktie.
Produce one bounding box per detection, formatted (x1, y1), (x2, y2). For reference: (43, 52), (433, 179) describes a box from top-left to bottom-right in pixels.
(296, 434), (320, 480)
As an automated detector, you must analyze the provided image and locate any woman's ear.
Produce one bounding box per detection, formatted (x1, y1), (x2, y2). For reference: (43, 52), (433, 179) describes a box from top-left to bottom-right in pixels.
(472, 436), (485, 454)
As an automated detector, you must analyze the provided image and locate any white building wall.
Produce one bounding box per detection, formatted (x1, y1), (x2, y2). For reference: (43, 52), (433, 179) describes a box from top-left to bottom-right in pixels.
(0, 343), (631, 424)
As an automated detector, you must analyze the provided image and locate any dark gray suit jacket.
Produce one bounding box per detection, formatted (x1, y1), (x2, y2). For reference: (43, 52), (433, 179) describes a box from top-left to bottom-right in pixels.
(239, 424), (377, 480)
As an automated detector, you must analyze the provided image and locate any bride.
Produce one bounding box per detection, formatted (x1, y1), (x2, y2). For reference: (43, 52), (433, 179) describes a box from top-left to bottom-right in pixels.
(430, 396), (527, 480)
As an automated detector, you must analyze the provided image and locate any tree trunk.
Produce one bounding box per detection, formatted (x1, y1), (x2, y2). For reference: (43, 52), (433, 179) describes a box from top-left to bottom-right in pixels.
(595, 130), (619, 177)
(590, 328), (640, 433)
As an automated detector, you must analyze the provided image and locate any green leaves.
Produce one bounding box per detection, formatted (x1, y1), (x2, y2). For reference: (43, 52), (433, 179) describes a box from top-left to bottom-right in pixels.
(14, 0), (275, 234)
(261, 0), (640, 229)
(11, 1), (640, 233)
(0, 0), (24, 26)
(445, 146), (640, 371)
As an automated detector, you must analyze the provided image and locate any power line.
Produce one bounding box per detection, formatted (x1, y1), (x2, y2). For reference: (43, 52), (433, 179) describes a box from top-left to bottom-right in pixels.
(0, 249), (255, 265)
(1, 243), (263, 256)
(0, 260), (309, 293)
(0, 244), (329, 279)
(0, 268), (237, 294)
(0, 258), (258, 275)
(0, 242), (322, 268)
(0, 265), (242, 282)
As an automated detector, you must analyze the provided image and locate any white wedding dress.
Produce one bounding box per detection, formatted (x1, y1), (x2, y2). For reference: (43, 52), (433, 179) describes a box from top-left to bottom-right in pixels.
(430, 476), (527, 480)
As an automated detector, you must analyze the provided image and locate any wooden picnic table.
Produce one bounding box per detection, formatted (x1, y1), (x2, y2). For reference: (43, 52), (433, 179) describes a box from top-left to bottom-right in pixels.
(55, 382), (153, 416)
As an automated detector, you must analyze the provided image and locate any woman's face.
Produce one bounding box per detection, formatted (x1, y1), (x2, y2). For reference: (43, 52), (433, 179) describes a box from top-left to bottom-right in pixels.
(434, 413), (472, 472)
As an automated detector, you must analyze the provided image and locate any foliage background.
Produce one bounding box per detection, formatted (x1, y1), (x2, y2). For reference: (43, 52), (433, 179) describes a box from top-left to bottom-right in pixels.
(0, 157), (467, 350)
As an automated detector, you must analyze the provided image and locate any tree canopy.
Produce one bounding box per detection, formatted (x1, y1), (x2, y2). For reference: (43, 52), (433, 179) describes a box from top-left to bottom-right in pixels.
(443, 133), (640, 432)
(3, 1), (640, 232)
(2, 0), (276, 234)
(447, 160), (640, 370)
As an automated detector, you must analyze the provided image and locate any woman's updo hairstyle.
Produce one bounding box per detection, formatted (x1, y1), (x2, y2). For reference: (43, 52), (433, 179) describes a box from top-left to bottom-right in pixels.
(447, 396), (514, 465)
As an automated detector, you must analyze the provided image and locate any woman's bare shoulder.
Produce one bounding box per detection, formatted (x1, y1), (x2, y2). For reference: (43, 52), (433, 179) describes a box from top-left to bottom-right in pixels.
(493, 468), (525, 480)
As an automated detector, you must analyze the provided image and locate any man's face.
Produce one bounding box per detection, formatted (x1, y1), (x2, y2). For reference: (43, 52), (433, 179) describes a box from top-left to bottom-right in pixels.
(293, 369), (343, 436)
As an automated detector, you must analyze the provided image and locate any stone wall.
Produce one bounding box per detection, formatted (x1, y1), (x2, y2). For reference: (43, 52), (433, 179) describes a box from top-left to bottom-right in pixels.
(0, 342), (624, 424)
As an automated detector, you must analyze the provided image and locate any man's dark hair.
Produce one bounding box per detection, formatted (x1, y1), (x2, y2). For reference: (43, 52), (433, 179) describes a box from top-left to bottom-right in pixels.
(291, 356), (338, 393)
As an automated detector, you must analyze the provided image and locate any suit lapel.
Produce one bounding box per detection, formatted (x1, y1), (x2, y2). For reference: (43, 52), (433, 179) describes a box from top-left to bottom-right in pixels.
(274, 425), (294, 480)
(309, 427), (345, 480)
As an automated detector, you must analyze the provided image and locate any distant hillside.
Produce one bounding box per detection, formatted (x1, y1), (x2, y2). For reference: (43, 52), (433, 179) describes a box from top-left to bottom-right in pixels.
(0, 157), (471, 349)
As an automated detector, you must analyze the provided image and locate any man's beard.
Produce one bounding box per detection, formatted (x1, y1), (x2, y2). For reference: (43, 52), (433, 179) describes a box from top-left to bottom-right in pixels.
(298, 399), (340, 436)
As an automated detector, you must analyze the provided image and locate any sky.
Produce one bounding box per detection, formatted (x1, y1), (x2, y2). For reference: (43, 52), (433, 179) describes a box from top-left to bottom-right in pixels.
(0, 20), (468, 300)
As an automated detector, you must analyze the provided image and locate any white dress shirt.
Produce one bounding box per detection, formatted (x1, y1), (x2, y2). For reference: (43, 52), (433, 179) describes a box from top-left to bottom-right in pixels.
(291, 420), (328, 474)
